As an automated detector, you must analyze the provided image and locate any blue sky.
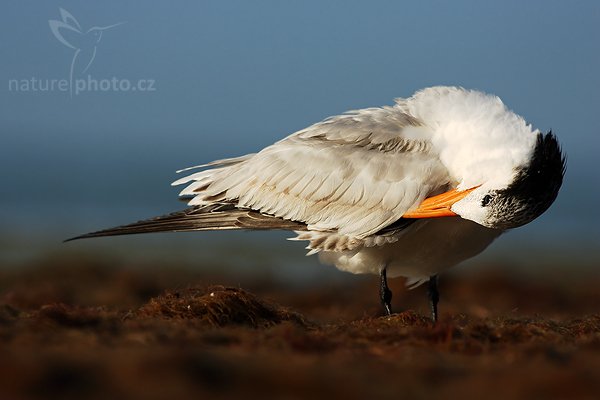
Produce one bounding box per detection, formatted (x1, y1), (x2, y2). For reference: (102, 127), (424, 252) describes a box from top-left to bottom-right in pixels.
(1, 1), (599, 263)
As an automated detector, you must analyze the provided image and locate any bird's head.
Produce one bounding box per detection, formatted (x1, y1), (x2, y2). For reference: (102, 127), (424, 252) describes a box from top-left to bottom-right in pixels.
(404, 131), (566, 230)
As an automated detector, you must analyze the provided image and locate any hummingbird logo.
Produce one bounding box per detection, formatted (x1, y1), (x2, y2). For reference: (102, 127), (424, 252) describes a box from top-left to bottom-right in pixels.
(49, 8), (124, 95)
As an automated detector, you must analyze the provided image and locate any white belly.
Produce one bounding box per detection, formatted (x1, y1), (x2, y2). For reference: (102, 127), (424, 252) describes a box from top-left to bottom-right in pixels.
(318, 218), (503, 280)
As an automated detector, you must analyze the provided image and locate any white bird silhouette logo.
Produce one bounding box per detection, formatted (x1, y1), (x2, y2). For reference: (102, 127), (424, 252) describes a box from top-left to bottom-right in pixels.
(49, 8), (124, 94)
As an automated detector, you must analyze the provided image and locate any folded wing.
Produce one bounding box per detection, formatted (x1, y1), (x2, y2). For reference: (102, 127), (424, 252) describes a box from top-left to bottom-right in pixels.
(174, 106), (452, 239)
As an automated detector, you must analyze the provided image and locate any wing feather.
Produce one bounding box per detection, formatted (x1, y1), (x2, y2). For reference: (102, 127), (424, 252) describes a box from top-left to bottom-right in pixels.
(66, 204), (308, 241)
(175, 106), (451, 238)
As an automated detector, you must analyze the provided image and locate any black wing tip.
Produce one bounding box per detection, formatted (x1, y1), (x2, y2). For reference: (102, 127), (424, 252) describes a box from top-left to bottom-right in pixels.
(62, 205), (231, 244)
(62, 210), (191, 243)
(62, 220), (182, 243)
(63, 232), (109, 243)
(62, 204), (310, 244)
(63, 229), (129, 243)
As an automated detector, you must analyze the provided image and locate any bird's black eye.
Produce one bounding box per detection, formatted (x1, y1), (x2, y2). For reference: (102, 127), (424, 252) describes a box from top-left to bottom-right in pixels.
(481, 195), (492, 207)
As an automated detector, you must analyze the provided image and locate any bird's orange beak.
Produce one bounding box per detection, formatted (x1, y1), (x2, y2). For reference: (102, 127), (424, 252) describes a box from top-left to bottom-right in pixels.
(402, 187), (478, 218)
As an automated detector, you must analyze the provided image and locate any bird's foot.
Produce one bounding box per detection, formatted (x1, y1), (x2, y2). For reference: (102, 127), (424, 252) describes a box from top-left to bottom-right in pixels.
(380, 268), (393, 316)
(427, 275), (439, 323)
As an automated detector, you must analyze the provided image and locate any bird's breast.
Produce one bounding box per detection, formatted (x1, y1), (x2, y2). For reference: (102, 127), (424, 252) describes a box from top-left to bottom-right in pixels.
(319, 217), (502, 279)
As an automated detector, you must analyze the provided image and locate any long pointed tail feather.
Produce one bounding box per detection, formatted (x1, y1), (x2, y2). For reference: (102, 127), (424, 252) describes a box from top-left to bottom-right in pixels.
(65, 203), (307, 242)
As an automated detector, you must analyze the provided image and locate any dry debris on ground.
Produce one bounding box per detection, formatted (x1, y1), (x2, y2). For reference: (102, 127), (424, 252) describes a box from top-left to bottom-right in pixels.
(1, 260), (599, 399)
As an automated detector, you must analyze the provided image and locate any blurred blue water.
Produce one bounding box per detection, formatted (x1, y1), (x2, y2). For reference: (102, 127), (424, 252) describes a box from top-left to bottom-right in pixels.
(1, 1), (599, 273)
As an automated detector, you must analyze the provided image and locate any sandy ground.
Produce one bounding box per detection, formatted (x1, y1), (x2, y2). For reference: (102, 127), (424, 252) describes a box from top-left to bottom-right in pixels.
(1, 256), (599, 400)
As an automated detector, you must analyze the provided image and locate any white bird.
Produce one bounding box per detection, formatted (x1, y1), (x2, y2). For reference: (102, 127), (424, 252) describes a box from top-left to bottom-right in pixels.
(68, 86), (565, 321)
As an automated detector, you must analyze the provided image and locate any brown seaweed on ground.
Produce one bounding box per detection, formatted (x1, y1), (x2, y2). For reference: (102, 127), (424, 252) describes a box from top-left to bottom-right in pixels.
(137, 285), (313, 329)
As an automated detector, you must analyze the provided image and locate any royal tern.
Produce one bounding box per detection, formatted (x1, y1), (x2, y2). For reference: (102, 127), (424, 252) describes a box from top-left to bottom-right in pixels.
(68, 86), (565, 321)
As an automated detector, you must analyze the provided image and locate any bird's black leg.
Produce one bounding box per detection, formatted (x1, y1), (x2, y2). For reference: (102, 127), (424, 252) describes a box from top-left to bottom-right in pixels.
(380, 268), (393, 316)
(427, 275), (439, 323)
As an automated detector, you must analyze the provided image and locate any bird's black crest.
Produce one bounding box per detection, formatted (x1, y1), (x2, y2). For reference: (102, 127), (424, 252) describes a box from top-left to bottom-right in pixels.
(511, 130), (566, 195)
(495, 131), (566, 227)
